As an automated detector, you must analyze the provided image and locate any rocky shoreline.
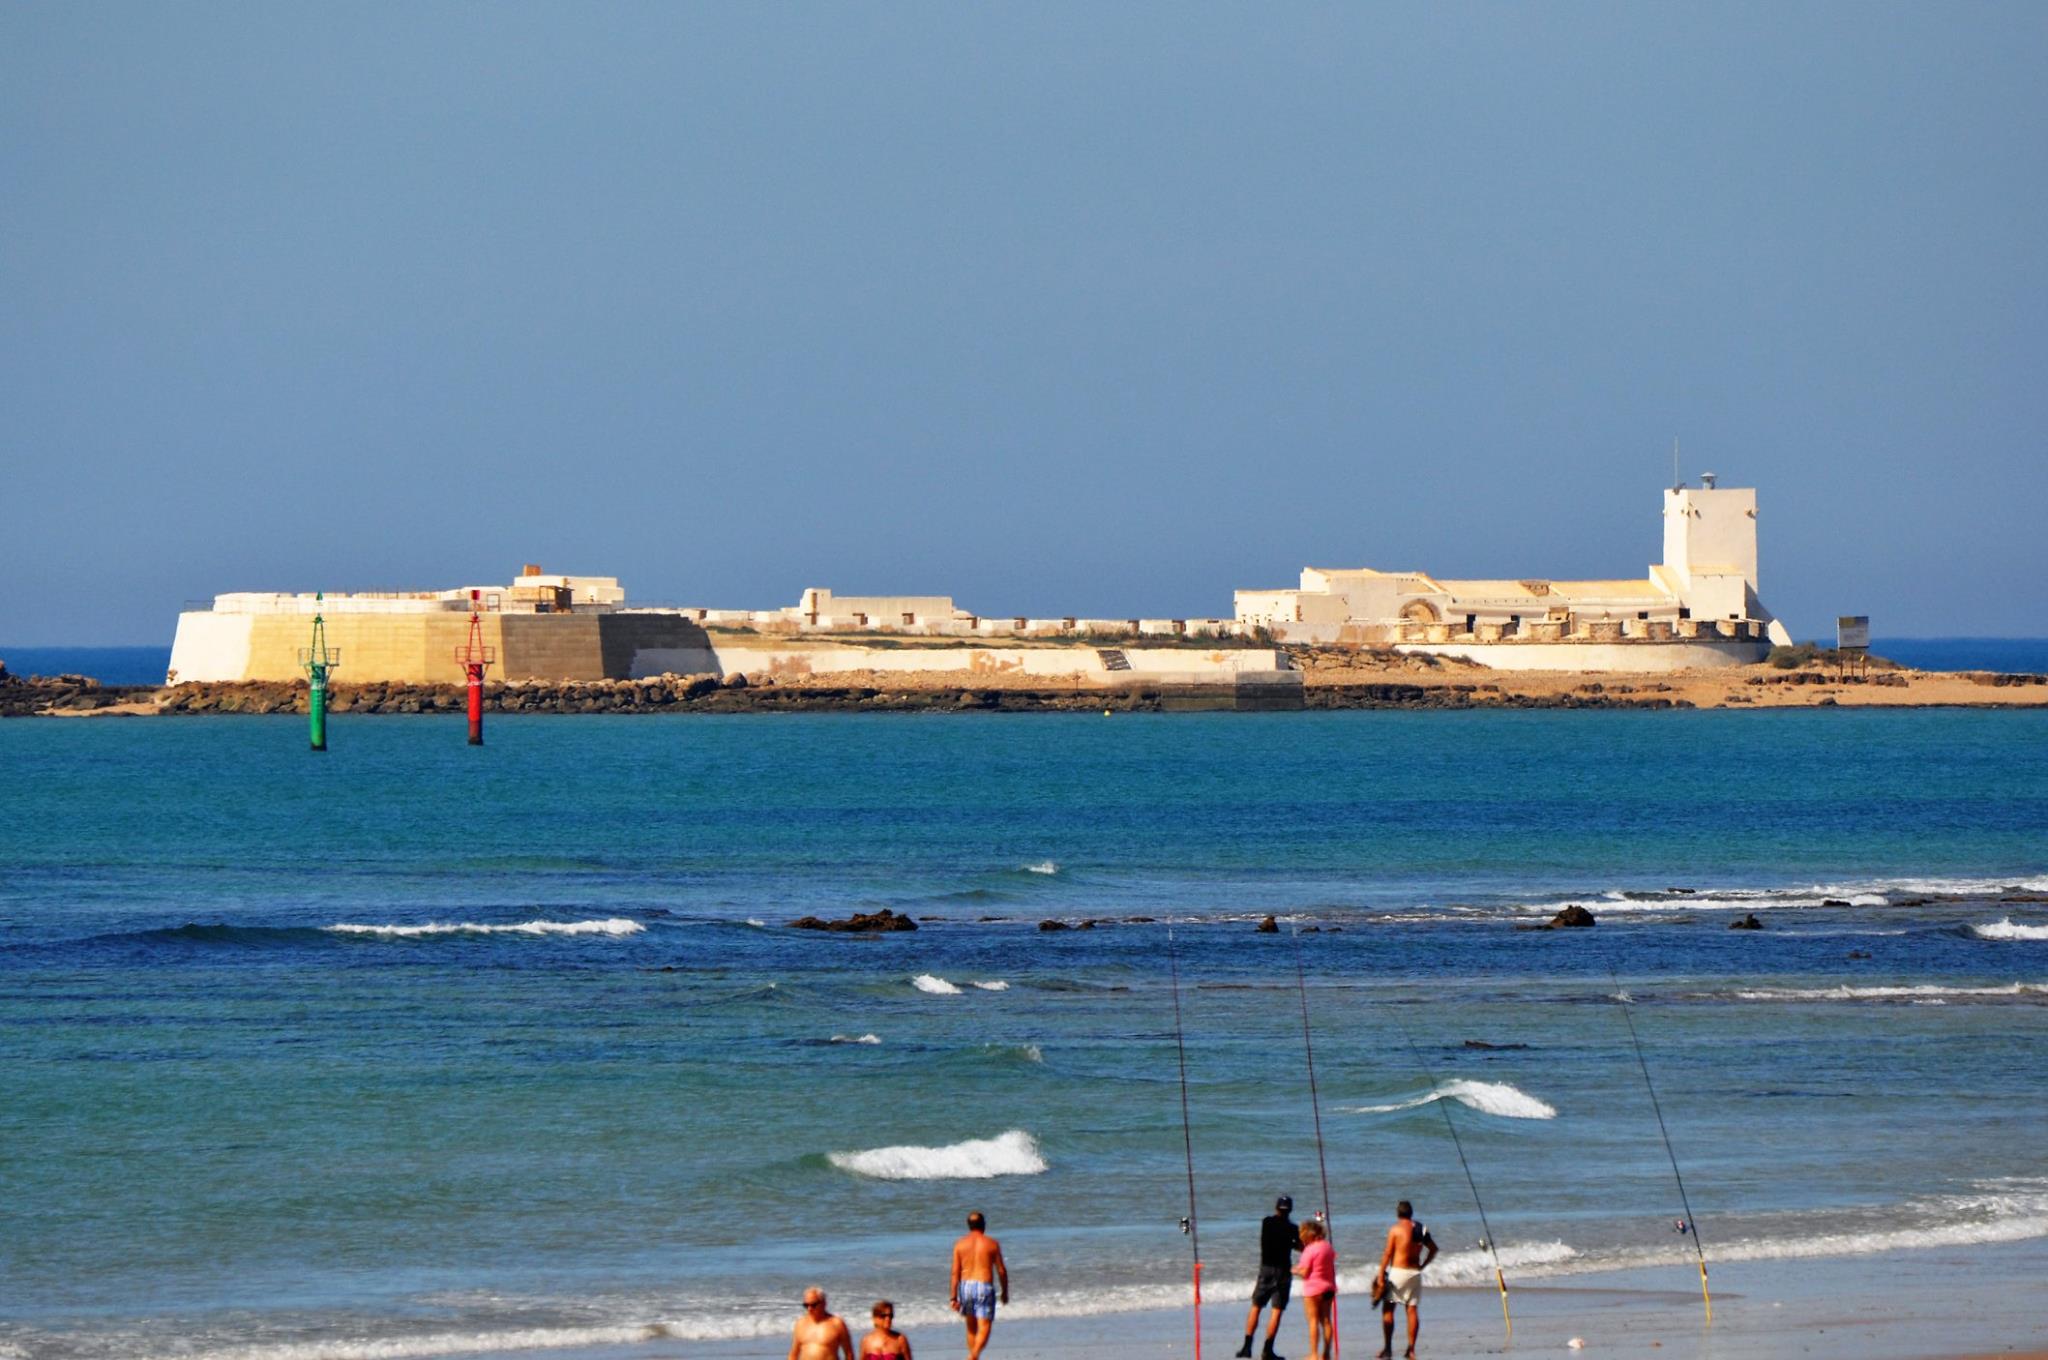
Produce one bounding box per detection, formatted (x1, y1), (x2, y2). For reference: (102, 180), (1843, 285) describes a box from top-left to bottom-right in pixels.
(5, 656), (2046, 718)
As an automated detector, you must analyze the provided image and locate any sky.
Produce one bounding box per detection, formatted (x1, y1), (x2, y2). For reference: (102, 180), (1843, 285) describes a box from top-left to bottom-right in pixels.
(4, 4), (2045, 644)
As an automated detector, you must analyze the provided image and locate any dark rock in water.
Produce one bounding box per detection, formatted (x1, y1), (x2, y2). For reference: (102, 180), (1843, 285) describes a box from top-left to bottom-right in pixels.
(1300, 925), (1322, 933)
(788, 908), (917, 933)
(1463, 1039), (1531, 1050)
(1847, 950), (1873, 960)
(1038, 918), (1071, 932)
(1822, 898), (1851, 907)
(1328, 926), (1344, 932)
(1256, 915), (1280, 933)
(1547, 905), (1597, 929)
(2000, 892), (2048, 904)
(1668, 887), (1696, 894)
(1124, 916), (1156, 924)
(1728, 913), (1765, 930)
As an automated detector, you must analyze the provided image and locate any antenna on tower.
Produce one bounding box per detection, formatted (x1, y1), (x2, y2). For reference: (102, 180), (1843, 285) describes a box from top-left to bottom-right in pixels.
(1672, 437), (1681, 490)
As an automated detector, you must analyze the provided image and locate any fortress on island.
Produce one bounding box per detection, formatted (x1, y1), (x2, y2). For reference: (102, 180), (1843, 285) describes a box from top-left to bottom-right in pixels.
(168, 479), (1789, 688)
(1237, 477), (1793, 655)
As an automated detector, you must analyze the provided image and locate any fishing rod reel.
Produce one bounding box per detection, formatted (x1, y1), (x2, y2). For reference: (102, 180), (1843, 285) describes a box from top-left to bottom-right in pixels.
(1178, 1217), (1192, 1236)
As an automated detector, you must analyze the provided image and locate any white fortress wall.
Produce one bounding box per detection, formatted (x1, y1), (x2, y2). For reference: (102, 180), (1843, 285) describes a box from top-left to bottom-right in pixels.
(1398, 640), (1769, 672)
(166, 611), (256, 684)
(622, 639), (1293, 685)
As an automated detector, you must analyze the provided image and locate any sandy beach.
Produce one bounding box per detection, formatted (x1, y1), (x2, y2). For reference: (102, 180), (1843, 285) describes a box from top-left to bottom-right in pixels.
(657, 1241), (2048, 1360)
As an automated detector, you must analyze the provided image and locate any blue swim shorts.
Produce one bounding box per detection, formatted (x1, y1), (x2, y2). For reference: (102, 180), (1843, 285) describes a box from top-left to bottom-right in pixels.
(957, 1280), (997, 1320)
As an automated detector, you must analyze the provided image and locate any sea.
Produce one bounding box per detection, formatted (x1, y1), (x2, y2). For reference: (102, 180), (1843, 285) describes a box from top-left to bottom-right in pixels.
(3, 710), (2046, 1360)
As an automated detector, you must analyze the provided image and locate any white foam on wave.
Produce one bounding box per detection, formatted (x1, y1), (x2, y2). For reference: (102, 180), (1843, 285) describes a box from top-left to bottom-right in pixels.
(324, 918), (644, 938)
(827, 1129), (1047, 1180)
(1515, 875), (2048, 919)
(911, 973), (962, 995)
(1974, 917), (2048, 941)
(971, 979), (1010, 991)
(1023, 860), (1060, 875)
(1727, 982), (2048, 1002)
(745, 918), (767, 928)
(136, 1324), (673, 1360)
(1818, 874), (2048, 899)
(1346, 1079), (1557, 1120)
(1430, 1238), (1580, 1284)
(830, 1033), (882, 1045)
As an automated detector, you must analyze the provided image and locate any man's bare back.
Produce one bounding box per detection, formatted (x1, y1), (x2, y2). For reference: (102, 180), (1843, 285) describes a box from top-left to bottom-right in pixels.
(949, 1214), (1008, 1360)
(1384, 1217), (1431, 1270)
(952, 1231), (1006, 1287)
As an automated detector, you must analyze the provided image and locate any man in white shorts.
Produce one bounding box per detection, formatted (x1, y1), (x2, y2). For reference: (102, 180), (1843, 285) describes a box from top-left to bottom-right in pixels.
(1371, 1201), (1437, 1360)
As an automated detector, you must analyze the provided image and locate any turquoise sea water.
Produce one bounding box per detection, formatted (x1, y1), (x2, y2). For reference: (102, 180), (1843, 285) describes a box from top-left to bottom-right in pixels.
(3, 711), (2047, 1358)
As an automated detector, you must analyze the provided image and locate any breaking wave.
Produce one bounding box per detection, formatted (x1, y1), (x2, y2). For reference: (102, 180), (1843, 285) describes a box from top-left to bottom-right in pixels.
(1429, 1238), (1580, 1284)
(827, 1129), (1047, 1180)
(911, 973), (962, 995)
(323, 918), (644, 938)
(830, 1033), (881, 1045)
(1973, 918), (2048, 941)
(1347, 1079), (1557, 1120)
(1022, 861), (1060, 875)
(971, 980), (1010, 991)
(1505, 876), (2048, 919)
(1723, 982), (2048, 1002)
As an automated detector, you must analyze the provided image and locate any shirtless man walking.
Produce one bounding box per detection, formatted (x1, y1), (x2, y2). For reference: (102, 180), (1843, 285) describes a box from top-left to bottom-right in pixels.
(789, 1287), (855, 1360)
(1371, 1202), (1437, 1360)
(948, 1211), (1010, 1360)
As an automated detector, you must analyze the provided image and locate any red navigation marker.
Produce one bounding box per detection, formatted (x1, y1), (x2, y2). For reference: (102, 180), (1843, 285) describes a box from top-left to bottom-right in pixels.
(454, 589), (495, 746)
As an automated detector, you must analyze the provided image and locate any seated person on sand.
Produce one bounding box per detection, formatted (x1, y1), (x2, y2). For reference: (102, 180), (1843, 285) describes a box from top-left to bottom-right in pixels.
(861, 1300), (912, 1360)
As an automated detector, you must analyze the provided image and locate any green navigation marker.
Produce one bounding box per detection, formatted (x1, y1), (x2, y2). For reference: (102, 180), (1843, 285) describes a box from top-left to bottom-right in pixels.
(299, 594), (341, 752)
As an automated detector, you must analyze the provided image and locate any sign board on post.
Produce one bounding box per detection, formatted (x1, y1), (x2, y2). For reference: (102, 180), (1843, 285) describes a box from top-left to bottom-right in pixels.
(1837, 616), (1871, 650)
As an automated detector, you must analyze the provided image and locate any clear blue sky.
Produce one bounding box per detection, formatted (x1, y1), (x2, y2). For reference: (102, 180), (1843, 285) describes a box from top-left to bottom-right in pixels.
(4, 3), (2044, 643)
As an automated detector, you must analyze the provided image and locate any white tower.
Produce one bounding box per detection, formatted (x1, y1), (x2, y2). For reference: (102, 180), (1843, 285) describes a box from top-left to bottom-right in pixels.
(1659, 479), (1791, 645)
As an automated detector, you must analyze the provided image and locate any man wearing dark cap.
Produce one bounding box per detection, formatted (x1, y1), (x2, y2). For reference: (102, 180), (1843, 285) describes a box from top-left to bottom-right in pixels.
(1236, 1195), (1301, 1360)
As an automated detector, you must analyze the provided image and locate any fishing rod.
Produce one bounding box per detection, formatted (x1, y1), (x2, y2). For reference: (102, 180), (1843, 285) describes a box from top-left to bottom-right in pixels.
(1609, 969), (1712, 1324)
(1288, 922), (1337, 1231)
(1288, 921), (1338, 1360)
(1166, 918), (1204, 1360)
(1388, 1011), (1512, 1341)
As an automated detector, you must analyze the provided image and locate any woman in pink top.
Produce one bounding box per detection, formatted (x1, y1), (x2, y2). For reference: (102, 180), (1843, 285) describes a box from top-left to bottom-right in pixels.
(1292, 1218), (1337, 1360)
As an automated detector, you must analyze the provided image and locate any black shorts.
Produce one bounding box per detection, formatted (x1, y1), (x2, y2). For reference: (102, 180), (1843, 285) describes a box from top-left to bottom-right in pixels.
(1252, 1265), (1292, 1310)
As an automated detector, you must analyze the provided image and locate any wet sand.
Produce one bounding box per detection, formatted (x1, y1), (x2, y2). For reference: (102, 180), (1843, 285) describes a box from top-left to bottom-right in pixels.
(650, 1239), (2048, 1360)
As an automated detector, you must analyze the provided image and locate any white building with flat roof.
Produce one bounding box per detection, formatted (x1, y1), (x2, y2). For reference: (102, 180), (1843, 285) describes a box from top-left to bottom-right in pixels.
(1235, 478), (1794, 663)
